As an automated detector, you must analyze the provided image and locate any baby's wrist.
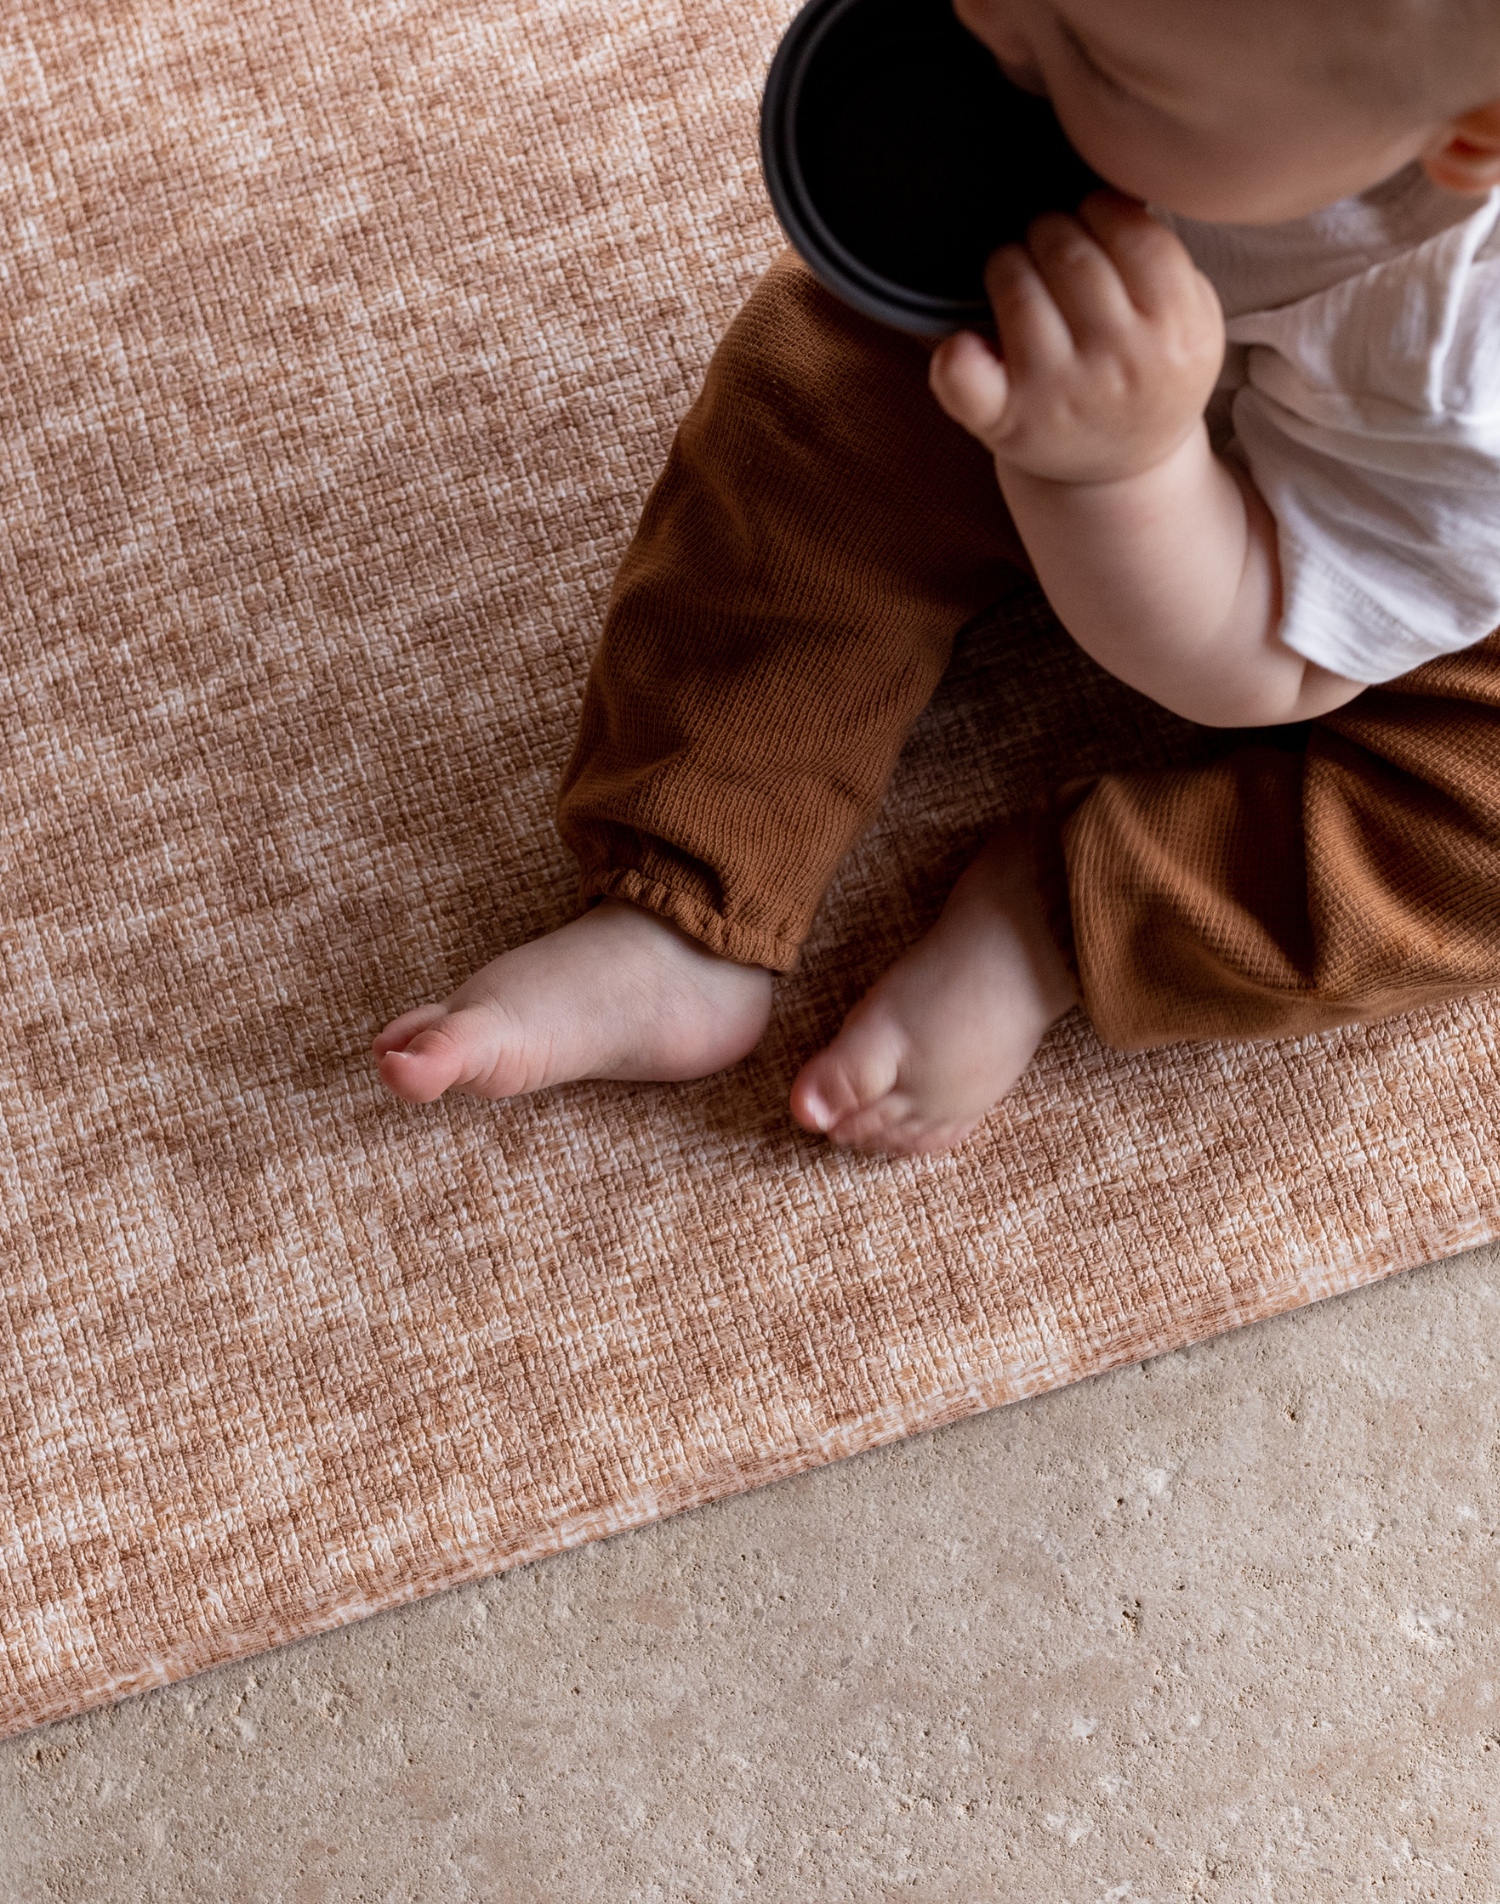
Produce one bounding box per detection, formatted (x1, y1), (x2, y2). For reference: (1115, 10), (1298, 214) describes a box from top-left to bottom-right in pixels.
(995, 421), (1211, 520)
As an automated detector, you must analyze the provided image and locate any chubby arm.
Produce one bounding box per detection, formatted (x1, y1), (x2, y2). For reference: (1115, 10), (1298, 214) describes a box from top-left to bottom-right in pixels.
(930, 193), (1364, 729)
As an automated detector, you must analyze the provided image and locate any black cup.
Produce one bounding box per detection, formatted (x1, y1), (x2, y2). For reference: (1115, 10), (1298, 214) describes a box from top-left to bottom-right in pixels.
(760, 0), (1104, 335)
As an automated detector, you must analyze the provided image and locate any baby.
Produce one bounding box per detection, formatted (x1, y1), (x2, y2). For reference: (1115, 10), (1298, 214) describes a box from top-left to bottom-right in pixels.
(374, 0), (1500, 1154)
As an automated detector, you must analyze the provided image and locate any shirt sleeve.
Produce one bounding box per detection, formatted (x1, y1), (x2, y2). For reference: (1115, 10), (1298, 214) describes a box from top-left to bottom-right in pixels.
(1223, 192), (1500, 685)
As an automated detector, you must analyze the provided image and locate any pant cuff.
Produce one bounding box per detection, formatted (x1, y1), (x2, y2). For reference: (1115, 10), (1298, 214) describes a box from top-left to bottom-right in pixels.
(578, 867), (803, 973)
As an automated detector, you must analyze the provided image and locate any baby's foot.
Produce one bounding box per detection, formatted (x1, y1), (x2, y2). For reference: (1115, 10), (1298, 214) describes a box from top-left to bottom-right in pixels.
(789, 827), (1077, 1156)
(375, 900), (773, 1104)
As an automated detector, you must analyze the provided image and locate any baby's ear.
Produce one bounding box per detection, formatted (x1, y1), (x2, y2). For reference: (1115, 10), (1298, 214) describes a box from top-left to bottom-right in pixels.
(1422, 99), (1500, 193)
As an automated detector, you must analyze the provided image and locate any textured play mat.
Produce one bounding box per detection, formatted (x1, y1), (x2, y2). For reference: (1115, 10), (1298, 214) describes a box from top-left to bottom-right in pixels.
(4, 0), (1499, 1738)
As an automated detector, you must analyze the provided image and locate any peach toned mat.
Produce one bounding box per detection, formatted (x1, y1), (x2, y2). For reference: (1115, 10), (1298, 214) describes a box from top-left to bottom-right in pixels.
(4, 0), (1499, 1739)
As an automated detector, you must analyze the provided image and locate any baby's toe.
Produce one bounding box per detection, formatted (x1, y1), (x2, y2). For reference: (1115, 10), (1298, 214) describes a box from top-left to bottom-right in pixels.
(832, 1104), (983, 1156)
(791, 1033), (902, 1136)
(871, 1116), (982, 1158)
(825, 1094), (920, 1152)
(376, 1013), (486, 1102)
(372, 1002), (449, 1057)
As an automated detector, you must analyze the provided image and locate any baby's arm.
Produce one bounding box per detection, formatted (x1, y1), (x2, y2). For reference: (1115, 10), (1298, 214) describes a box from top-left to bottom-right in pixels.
(930, 193), (1362, 729)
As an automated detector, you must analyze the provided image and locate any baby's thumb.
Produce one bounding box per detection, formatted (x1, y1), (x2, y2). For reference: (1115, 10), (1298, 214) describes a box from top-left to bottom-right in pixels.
(929, 331), (1010, 447)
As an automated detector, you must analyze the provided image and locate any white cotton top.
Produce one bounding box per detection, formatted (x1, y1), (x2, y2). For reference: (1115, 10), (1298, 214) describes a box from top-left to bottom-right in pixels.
(1156, 167), (1500, 685)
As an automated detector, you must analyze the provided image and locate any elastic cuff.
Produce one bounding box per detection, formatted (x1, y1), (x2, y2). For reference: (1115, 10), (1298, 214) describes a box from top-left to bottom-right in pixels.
(578, 867), (802, 973)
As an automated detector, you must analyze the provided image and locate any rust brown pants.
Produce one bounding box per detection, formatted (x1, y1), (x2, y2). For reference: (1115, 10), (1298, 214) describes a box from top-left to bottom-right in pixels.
(557, 253), (1500, 1050)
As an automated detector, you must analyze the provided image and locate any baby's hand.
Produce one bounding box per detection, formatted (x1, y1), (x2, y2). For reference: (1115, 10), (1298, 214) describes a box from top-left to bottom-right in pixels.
(930, 192), (1225, 486)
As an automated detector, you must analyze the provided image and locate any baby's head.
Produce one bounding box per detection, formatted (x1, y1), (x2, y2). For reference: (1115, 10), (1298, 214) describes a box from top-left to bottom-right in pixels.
(954, 0), (1500, 221)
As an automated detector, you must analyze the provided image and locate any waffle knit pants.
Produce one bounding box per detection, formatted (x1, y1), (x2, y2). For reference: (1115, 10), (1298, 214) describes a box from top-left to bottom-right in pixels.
(556, 254), (1500, 1050)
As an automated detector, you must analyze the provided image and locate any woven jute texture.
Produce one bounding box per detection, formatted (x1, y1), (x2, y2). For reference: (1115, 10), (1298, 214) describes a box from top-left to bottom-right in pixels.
(3, 0), (1499, 1740)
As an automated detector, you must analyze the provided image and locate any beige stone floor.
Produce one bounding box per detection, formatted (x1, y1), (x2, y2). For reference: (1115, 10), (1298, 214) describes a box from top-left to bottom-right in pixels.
(5, 1240), (1500, 1902)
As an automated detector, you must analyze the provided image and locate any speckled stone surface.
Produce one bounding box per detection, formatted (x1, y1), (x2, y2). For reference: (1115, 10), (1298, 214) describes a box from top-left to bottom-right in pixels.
(6, 1241), (1499, 1901)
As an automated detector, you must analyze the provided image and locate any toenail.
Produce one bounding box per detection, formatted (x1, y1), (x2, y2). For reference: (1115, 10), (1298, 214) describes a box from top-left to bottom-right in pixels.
(801, 1090), (832, 1132)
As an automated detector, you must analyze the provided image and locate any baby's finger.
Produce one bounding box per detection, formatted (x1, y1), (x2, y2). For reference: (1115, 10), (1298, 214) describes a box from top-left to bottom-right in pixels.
(1075, 190), (1206, 317)
(929, 329), (1011, 442)
(982, 243), (1072, 379)
(1021, 210), (1136, 348)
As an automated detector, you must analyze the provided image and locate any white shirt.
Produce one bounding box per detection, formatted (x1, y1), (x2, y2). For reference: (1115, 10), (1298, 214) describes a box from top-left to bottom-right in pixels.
(1159, 168), (1500, 685)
